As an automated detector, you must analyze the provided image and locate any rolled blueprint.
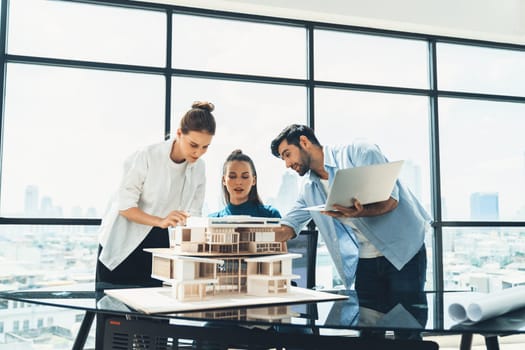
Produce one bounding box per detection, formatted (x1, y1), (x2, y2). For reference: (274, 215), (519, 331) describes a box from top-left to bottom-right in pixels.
(448, 293), (477, 322)
(449, 286), (525, 323)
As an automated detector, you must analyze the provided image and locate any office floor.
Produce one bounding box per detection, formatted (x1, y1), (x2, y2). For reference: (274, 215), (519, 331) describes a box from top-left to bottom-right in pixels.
(425, 334), (525, 350)
(317, 329), (525, 350)
(224, 335), (525, 350)
(289, 329), (525, 350)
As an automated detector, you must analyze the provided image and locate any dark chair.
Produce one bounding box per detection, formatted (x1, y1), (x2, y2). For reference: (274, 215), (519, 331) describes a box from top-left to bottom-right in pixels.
(287, 220), (318, 289)
(282, 220), (320, 345)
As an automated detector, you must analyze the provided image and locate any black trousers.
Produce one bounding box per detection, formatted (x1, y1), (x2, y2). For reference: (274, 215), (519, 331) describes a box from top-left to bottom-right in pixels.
(96, 226), (169, 288)
(95, 226), (169, 349)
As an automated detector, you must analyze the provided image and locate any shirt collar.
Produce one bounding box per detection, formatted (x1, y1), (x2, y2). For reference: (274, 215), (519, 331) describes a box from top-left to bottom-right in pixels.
(307, 145), (335, 182)
(322, 145), (337, 169)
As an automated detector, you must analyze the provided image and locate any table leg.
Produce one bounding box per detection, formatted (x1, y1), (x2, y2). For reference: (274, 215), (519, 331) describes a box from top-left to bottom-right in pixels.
(460, 333), (473, 350)
(72, 311), (95, 350)
(484, 336), (500, 350)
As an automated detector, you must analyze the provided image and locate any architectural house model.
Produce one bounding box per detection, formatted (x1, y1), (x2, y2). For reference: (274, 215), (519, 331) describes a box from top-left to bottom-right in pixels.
(146, 216), (301, 301)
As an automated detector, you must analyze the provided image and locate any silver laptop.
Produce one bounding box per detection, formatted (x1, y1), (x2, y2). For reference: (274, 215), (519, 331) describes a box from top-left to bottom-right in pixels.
(304, 160), (404, 211)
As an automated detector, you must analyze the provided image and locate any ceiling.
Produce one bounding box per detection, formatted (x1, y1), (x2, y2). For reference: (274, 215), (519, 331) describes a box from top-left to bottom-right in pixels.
(139, 0), (525, 45)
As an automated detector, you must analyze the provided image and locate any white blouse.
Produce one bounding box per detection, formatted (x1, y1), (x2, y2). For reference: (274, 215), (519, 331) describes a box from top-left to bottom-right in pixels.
(98, 139), (206, 270)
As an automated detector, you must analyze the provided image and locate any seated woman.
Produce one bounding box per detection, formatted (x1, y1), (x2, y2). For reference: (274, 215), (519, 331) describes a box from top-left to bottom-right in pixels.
(209, 149), (280, 218)
(206, 150), (315, 349)
(196, 150), (282, 349)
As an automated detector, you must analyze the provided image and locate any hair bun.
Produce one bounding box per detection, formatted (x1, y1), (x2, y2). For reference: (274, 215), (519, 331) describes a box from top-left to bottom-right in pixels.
(192, 101), (215, 112)
(231, 149), (243, 155)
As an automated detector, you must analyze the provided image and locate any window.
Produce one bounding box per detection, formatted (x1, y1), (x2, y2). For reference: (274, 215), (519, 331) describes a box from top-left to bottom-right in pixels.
(315, 89), (431, 209)
(437, 43), (525, 96)
(0, 225), (99, 290)
(438, 98), (525, 221)
(315, 29), (429, 88)
(443, 227), (525, 291)
(172, 14), (306, 78)
(1, 64), (164, 218)
(8, 0), (165, 66)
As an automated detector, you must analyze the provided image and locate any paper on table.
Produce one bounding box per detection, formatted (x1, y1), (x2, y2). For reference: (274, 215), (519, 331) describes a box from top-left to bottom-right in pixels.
(448, 286), (525, 323)
(105, 286), (347, 314)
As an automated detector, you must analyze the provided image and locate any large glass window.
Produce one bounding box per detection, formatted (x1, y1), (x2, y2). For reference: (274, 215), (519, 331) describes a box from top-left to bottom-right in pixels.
(315, 88), (431, 210)
(172, 14), (306, 78)
(1, 63), (164, 218)
(8, 0), (166, 66)
(437, 43), (525, 96)
(171, 77), (306, 215)
(443, 227), (525, 291)
(315, 30), (429, 88)
(0, 224), (97, 290)
(438, 98), (525, 221)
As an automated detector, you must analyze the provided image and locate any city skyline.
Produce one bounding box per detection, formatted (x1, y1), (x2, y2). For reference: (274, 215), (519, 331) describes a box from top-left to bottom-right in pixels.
(11, 158), (520, 222)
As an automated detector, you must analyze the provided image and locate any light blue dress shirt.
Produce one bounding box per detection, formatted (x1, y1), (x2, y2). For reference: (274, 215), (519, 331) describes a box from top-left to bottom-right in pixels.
(280, 142), (431, 288)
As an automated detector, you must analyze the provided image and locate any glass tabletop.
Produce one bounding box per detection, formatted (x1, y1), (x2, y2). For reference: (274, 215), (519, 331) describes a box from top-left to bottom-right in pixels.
(2, 284), (525, 336)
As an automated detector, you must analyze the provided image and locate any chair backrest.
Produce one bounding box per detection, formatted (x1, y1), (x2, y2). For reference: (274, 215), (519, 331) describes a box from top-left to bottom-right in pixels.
(286, 220), (318, 289)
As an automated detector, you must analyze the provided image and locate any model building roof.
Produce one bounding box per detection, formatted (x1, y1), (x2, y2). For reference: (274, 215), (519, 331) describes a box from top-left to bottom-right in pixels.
(183, 215), (280, 228)
(243, 253), (302, 262)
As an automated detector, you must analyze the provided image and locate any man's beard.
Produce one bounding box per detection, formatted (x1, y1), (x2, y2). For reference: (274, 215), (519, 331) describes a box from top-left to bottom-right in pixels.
(294, 148), (311, 176)
(294, 164), (309, 176)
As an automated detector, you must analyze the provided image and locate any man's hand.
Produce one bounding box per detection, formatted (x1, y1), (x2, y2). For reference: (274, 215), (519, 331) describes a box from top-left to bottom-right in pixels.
(273, 225), (297, 241)
(322, 198), (364, 218)
(322, 197), (398, 218)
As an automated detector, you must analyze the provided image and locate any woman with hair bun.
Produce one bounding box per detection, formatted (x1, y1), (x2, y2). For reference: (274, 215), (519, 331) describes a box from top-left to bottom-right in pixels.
(209, 149), (280, 218)
(97, 101), (217, 288)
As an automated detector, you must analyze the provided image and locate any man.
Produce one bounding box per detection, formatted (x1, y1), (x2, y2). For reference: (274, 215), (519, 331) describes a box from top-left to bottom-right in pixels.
(271, 124), (430, 295)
